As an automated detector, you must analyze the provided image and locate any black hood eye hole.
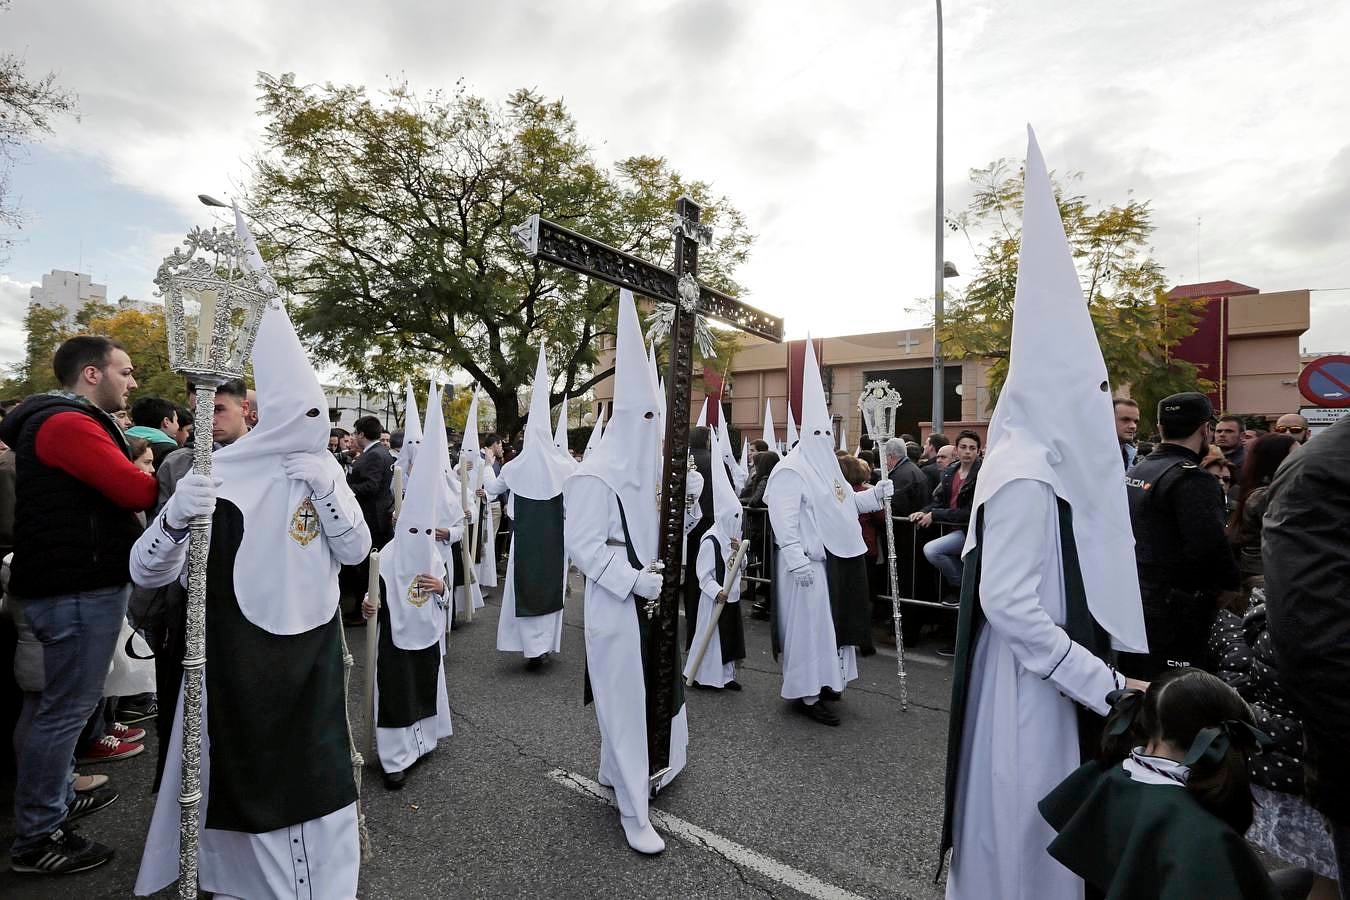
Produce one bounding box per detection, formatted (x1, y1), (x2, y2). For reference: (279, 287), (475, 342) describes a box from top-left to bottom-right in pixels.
(425, 528), (433, 534)
(813, 429), (821, 436)
(305, 407), (320, 418)
(408, 527), (418, 534)
(644, 411), (655, 419)
(1099, 381), (1109, 392)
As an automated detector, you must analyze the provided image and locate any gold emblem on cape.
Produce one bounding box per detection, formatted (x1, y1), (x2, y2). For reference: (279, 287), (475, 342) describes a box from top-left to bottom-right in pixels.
(289, 498), (320, 546)
(406, 581), (431, 608)
(833, 480), (845, 502)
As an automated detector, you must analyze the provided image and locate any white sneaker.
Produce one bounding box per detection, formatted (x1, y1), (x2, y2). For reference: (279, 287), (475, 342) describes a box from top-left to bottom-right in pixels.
(621, 815), (665, 854)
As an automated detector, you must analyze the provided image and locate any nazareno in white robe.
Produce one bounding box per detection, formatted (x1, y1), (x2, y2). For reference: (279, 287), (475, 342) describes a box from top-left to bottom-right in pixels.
(373, 641), (453, 774)
(765, 467), (881, 700)
(682, 527), (741, 688)
(946, 480), (1122, 900)
(564, 475), (701, 828)
(129, 494), (370, 900)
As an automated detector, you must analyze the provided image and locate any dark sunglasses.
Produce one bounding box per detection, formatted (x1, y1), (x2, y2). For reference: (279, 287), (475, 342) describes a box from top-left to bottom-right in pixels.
(1274, 425), (1306, 434)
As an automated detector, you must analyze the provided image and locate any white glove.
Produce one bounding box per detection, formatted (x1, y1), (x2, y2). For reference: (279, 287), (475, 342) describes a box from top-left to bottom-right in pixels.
(633, 569), (664, 600)
(792, 564), (815, 589)
(874, 479), (895, 501)
(284, 452), (334, 497)
(164, 473), (219, 529)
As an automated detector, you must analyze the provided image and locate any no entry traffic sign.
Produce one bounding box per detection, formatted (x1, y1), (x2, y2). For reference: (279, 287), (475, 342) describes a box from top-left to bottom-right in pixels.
(1299, 355), (1350, 408)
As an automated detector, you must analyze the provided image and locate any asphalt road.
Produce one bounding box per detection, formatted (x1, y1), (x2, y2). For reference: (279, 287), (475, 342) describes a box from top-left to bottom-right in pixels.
(1, 576), (960, 899)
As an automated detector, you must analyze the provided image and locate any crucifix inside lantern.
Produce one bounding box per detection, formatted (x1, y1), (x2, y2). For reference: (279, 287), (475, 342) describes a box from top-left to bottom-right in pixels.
(154, 224), (273, 900)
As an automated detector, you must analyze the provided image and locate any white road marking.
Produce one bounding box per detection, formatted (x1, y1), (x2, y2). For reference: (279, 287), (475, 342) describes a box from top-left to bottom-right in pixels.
(546, 768), (870, 900)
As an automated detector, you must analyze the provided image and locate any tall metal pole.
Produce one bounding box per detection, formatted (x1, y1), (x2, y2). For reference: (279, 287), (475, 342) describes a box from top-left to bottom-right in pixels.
(931, 0), (946, 438)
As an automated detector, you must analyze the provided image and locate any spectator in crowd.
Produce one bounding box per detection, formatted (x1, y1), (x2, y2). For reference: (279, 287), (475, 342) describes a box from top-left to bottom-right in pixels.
(1242, 427), (1267, 450)
(341, 416), (394, 625)
(843, 454), (885, 652)
(1215, 415), (1246, 471)
(0, 335), (158, 874)
(920, 432), (950, 466)
(908, 429), (982, 605)
(881, 437), (929, 518)
(748, 439), (769, 467)
(924, 442), (956, 493)
(1119, 392), (1241, 680)
(1228, 433), (1298, 586)
(1209, 589), (1341, 898)
(244, 388), (259, 429)
(0, 434), (14, 560)
(111, 408), (131, 430)
(127, 437), (155, 475)
(127, 397), (182, 470)
(1274, 413), (1311, 445)
(1114, 398), (1140, 470)
(740, 449), (779, 620)
(1262, 414), (1350, 893)
(174, 405), (193, 447)
(380, 429), (391, 449)
(1199, 450), (1235, 517)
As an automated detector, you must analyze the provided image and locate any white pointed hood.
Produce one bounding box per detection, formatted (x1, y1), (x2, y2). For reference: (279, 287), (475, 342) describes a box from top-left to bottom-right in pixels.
(568, 288), (663, 564)
(458, 386), (484, 492)
(382, 383), (452, 651)
(964, 127), (1146, 653)
(553, 397), (575, 465)
(708, 429), (743, 547)
(765, 336), (867, 557)
(716, 409), (744, 484)
(500, 343), (574, 500)
(838, 417), (847, 452)
(583, 408), (606, 458)
(695, 397), (708, 428)
(739, 436), (749, 473)
(396, 379), (423, 481)
(761, 398), (776, 447)
(785, 407), (799, 451)
(214, 295), (361, 634)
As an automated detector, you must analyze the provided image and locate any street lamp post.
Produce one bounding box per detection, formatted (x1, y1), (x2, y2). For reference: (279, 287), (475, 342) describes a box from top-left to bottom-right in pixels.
(932, 0), (947, 438)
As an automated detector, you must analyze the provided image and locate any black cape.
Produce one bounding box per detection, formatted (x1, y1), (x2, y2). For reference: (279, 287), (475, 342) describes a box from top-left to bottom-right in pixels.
(1039, 762), (1278, 900)
(937, 498), (1111, 871)
(768, 546), (872, 660)
(374, 587), (441, 729)
(510, 494), (565, 617)
(700, 533), (746, 663)
(204, 501), (357, 834)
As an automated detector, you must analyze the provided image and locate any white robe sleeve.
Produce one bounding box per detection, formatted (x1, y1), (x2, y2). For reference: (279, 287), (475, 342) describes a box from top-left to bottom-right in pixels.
(310, 472), (373, 566)
(565, 476), (640, 600)
(765, 470), (811, 571)
(481, 465), (506, 499)
(978, 479), (1122, 716)
(850, 486), (883, 514)
(696, 537), (721, 598)
(129, 513), (191, 589)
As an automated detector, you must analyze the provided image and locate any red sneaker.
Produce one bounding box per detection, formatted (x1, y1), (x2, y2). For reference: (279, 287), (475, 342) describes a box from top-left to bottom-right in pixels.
(75, 734), (144, 765)
(109, 722), (146, 743)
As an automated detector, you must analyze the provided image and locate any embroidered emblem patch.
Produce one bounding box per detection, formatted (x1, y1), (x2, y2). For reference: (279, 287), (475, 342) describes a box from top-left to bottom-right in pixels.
(289, 498), (320, 546)
(833, 480), (845, 502)
(406, 582), (431, 609)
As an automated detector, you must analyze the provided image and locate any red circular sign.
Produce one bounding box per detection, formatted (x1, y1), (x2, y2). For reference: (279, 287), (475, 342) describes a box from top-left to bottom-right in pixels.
(1299, 355), (1350, 408)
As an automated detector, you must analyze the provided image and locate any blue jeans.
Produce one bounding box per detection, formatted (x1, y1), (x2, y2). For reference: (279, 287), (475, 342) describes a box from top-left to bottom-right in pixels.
(923, 529), (966, 588)
(11, 585), (128, 853)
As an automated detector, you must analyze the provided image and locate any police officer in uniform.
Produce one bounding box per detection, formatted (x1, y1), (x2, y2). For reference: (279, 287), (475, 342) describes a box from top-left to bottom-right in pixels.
(1118, 392), (1240, 679)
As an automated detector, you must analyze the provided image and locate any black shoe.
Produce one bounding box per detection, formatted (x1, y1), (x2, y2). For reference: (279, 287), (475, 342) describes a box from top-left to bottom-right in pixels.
(724, 680), (742, 692)
(937, 646), (956, 658)
(525, 653), (550, 671)
(750, 601), (770, 621)
(10, 827), (114, 875)
(796, 699), (840, 726)
(67, 787), (118, 823)
(819, 686), (842, 702)
(116, 695), (157, 723)
(383, 769), (406, 790)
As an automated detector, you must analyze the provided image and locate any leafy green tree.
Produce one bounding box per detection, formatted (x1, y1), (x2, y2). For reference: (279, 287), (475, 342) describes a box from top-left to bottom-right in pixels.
(1, 302), (67, 397)
(247, 73), (752, 438)
(939, 160), (1206, 432)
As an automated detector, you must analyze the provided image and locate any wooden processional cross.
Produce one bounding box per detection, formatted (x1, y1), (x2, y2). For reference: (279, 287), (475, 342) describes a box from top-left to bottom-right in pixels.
(513, 197), (783, 778)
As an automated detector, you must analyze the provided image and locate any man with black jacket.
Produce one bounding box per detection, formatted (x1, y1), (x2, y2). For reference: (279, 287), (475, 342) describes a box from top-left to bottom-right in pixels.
(341, 416), (393, 625)
(1263, 414), (1350, 889)
(1, 336), (158, 875)
(882, 437), (930, 517)
(1118, 392), (1240, 680)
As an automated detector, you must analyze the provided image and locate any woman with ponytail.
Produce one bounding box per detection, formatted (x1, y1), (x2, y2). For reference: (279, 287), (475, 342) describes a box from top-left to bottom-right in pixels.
(1039, 668), (1278, 898)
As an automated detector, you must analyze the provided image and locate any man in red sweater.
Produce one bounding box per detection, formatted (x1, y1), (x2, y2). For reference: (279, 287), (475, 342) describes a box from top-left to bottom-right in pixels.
(0, 336), (174, 876)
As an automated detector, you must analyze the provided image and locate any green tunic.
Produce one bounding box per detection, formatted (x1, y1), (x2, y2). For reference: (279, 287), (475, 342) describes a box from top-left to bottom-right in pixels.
(1039, 762), (1278, 900)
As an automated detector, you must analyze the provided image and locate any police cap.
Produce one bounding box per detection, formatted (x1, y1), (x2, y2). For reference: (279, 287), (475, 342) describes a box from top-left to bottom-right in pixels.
(1157, 392), (1214, 435)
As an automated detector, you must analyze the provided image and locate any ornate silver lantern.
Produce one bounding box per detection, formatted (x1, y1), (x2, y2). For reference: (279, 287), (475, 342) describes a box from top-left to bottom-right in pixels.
(155, 225), (273, 899)
(857, 379), (909, 707)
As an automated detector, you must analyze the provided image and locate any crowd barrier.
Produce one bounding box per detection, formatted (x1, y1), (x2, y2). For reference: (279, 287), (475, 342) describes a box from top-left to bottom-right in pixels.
(739, 505), (961, 612)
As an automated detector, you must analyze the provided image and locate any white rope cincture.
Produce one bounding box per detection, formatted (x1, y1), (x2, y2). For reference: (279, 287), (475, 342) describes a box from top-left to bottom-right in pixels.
(337, 627), (374, 861)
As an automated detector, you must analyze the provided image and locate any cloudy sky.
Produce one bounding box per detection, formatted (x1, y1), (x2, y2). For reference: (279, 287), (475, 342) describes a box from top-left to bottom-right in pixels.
(3, 0), (1349, 368)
